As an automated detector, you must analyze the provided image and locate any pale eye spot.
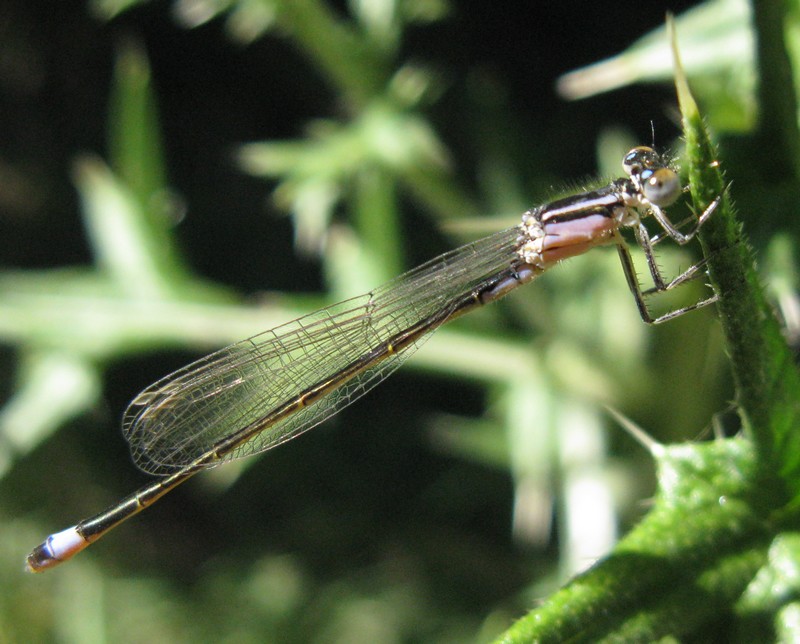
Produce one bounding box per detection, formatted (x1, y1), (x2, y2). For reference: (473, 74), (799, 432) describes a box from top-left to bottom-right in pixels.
(643, 168), (681, 207)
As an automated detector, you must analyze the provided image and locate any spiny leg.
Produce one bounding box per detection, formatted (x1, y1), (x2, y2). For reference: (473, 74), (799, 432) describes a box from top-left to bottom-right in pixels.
(648, 188), (726, 247)
(614, 232), (718, 325)
(633, 221), (714, 295)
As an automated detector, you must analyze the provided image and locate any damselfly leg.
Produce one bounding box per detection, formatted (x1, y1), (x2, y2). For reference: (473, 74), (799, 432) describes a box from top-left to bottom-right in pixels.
(615, 190), (724, 324)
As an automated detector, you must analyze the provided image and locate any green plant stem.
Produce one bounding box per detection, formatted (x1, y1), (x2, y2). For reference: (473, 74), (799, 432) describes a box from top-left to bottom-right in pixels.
(673, 30), (800, 496)
(271, 0), (389, 107)
(494, 439), (769, 642)
(751, 0), (800, 180)
(353, 166), (403, 280)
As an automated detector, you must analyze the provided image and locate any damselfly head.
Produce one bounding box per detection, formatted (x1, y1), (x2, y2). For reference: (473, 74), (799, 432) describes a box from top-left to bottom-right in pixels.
(622, 146), (681, 208)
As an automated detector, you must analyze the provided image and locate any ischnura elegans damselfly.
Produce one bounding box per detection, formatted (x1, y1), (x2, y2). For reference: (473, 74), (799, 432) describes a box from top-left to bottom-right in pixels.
(26, 146), (721, 572)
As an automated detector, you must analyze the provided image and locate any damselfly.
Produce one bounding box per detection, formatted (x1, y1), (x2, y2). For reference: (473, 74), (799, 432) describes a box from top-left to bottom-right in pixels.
(26, 146), (721, 572)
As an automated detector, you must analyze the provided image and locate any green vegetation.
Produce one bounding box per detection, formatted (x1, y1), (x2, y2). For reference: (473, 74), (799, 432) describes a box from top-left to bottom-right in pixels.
(2, 0), (800, 641)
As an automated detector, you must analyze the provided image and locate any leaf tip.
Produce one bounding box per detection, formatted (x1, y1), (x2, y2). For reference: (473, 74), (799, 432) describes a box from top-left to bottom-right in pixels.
(667, 12), (699, 122)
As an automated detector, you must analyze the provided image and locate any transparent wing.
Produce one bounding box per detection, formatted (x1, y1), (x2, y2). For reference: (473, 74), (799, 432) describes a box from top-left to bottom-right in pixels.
(123, 226), (522, 475)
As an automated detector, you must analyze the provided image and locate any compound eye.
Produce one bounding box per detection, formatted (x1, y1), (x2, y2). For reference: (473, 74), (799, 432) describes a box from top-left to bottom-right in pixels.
(642, 168), (681, 207)
(623, 146), (660, 176)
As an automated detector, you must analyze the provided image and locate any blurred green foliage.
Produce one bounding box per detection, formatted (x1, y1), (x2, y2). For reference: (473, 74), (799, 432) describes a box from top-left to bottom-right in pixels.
(2, 0), (800, 642)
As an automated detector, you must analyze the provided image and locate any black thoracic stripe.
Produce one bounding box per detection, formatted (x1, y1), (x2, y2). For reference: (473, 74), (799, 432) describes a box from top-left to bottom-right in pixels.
(539, 188), (621, 224)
